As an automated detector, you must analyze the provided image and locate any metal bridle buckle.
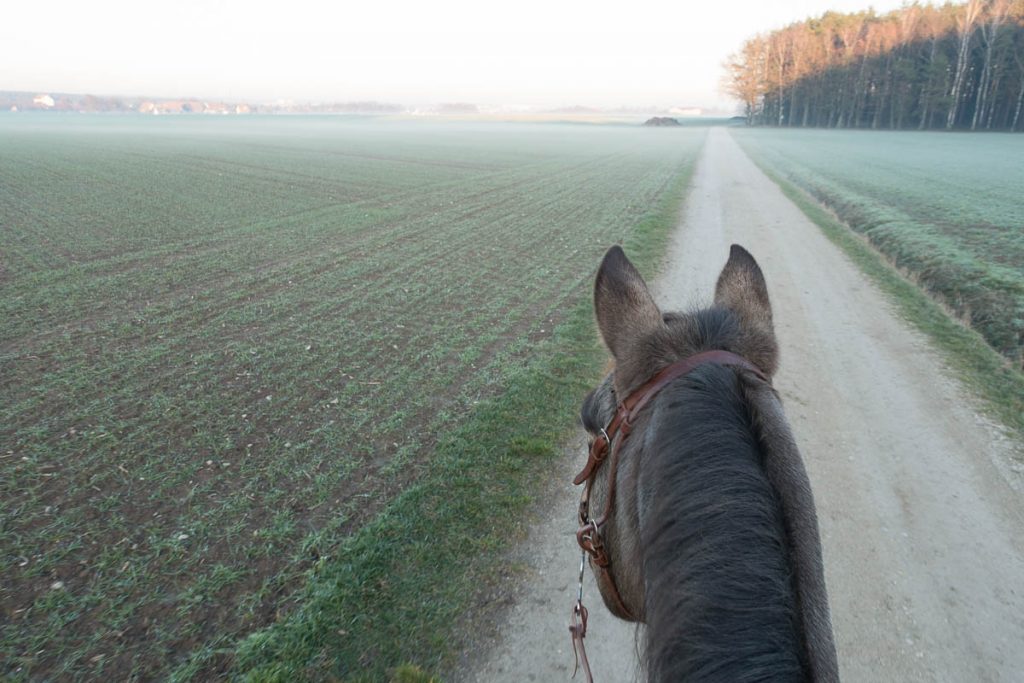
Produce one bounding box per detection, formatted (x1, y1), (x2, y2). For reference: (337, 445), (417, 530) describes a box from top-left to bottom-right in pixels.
(576, 520), (610, 567)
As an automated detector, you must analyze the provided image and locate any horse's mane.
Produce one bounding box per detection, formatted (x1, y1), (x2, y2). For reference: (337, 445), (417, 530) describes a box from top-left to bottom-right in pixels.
(639, 312), (806, 681)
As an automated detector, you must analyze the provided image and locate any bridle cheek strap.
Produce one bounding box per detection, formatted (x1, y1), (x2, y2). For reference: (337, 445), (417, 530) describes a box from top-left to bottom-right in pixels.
(573, 350), (769, 623)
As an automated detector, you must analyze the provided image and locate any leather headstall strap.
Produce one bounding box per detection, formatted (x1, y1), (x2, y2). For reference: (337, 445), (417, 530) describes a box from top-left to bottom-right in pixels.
(573, 349), (769, 624)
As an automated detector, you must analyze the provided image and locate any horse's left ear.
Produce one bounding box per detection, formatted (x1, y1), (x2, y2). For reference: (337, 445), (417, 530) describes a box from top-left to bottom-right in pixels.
(594, 246), (663, 360)
(714, 244), (773, 332)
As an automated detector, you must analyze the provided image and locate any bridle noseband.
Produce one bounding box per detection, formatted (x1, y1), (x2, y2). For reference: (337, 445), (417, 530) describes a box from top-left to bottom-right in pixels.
(569, 349), (769, 681)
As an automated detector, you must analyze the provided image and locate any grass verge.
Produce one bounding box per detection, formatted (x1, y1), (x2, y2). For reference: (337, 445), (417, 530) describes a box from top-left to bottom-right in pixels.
(756, 165), (1024, 441)
(223, 157), (696, 681)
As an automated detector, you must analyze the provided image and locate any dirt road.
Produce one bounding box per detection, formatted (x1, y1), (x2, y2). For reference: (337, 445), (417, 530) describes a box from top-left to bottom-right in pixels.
(455, 128), (1024, 682)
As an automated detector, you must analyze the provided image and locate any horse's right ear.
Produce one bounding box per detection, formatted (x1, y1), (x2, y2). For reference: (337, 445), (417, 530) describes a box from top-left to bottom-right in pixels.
(714, 244), (773, 332)
(594, 246), (663, 359)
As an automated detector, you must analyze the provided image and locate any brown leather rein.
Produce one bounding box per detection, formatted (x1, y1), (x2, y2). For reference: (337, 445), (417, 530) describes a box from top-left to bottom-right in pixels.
(569, 349), (769, 681)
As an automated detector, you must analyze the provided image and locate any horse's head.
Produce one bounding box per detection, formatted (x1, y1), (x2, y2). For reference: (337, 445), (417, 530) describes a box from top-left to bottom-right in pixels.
(582, 243), (778, 441)
(576, 245), (838, 682)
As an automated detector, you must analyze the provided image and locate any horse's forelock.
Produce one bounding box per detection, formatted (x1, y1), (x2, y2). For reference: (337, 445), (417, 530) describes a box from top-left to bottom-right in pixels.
(580, 374), (616, 434)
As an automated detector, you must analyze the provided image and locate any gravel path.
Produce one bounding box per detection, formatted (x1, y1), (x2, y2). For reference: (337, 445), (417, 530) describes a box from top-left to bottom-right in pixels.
(454, 128), (1024, 682)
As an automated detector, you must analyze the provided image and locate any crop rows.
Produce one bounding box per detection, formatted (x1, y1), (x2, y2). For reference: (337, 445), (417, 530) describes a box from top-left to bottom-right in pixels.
(0, 115), (704, 680)
(734, 128), (1024, 368)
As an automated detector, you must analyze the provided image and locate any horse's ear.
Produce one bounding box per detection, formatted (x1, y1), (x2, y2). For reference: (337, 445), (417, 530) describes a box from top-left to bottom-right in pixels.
(594, 246), (663, 359)
(714, 244), (773, 331)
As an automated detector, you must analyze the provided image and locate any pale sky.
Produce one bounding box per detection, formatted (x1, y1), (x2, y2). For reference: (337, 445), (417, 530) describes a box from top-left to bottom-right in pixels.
(3, 0), (909, 111)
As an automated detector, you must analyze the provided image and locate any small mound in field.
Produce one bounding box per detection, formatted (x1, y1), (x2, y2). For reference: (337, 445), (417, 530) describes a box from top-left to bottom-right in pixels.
(643, 117), (681, 127)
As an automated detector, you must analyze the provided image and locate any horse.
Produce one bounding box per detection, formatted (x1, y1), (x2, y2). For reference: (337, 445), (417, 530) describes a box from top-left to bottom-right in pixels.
(571, 245), (839, 682)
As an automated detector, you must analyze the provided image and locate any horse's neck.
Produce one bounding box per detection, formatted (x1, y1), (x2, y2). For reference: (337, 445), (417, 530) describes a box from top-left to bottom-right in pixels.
(639, 369), (808, 682)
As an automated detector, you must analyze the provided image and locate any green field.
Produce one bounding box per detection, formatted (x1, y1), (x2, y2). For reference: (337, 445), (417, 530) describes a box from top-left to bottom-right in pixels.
(10, 117), (1020, 681)
(0, 115), (702, 680)
(733, 129), (1024, 369)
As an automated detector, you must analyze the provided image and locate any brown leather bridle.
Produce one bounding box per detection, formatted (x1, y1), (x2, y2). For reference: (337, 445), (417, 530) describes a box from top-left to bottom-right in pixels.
(569, 349), (769, 681)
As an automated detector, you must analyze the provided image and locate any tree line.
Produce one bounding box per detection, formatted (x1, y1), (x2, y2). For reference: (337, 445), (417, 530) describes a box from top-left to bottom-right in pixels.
(725, 0), (1024, 130)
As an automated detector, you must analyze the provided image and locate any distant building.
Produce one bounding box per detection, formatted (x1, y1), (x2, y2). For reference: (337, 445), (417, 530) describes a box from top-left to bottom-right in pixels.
(202, 101), (230, 115)
(33, 94), (55, 108)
